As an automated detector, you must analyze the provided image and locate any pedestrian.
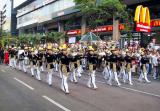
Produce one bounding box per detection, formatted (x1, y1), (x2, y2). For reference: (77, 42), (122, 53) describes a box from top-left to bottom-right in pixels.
(0, 47), (4, 64)
(4, 49), (9, 65)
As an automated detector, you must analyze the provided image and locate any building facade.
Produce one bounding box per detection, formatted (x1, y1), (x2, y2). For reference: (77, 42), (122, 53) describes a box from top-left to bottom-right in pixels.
(15, 0), (160, 43)
(0, 0), (18, 36)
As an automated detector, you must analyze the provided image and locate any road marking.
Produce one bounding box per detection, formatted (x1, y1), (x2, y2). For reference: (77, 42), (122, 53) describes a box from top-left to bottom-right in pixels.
(1, 69), (5, 72)
(42, 95), (71, 111)
(120, 86), (160, 98)
(14, 78), (34, 90)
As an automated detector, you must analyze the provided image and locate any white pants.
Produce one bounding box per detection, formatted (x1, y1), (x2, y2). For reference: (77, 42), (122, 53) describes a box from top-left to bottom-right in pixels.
(61, 74), (69, 93)
(36, 67), (41, 80)
(18, 60), (23, 70)
(139, 70), (150, 82)
(118, 66), (125, 79)
(70, 69), (78, 83)
(108, 70), (121, 86)
(31, 65), (36, 76)
(125, 69), (133, 85)
(40, 64), (44, 72)
(23, 61), (28, 73)
(76, 65), (82, 77)
(87, 71), (97, 89)
(47, 69), (53, 85)
(103, 66), (110, 80)
(55, 63), (59, 72)
(9, 58), (15, 68)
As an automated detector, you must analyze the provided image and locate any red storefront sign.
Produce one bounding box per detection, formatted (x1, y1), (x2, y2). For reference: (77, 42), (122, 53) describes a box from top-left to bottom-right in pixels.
(67, 24), (125, 35)
(67, 30), (81, 35)
(151, 19), (160, 27)
(136, 22), (151, 32)
(92, 24), (124, 32)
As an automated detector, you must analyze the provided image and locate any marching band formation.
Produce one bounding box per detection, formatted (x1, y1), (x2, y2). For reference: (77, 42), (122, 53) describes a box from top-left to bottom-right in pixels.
(6, 42), (160, 94)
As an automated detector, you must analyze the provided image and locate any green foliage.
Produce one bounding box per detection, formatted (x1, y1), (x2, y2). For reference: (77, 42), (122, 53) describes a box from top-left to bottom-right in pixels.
(47, 31), (65, 43)
(74, 0), (127, 29)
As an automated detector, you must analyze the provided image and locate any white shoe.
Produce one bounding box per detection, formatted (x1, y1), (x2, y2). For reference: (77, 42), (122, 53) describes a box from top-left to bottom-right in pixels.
(87, 84), (91, 88)
(129, 82), (133, 85)
(93, 86), (98, 89)
(117, 83), (121, 86)
(107, 81), (112, 86)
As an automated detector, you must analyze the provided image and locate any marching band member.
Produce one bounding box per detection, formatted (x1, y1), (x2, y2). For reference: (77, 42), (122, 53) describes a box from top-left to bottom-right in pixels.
(9, 45), (16, 68)
(87, 46), (98, 89)
(117, 49), (126, 82)
(124, 50), (133, 85)
(22, 47), (29, 73)
(76, 49), (84, 77)
(45, 44), (55, 86)
(138, 50), (151, 83)
(30, 48), (37, 77)
(18, 46), (24, 71)
(35, 47), (44, 81)
(69, 49), (78, 83)
(60, 45), (70, 94)
(103, 49), (111, 80)
(107, 47), (121, 86)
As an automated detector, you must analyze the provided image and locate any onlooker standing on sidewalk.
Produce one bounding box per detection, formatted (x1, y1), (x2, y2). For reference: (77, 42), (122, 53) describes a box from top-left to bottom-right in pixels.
(0, 47), (4, 64)
(151, 50), (159, 80)
(4, 49), (9, 65)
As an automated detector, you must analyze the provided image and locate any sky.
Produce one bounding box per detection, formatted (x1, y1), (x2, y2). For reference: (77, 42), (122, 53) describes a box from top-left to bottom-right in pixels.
(0, 0), (27, 10)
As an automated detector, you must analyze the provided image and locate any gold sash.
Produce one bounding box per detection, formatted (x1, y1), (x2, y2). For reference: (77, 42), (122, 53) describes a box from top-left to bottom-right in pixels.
(70, 62), (76, 70)
(47, 63), (53, 69)
(143, 64), (147, 73)
(113, 63), (116, 72)
(61, 64), (69, 76)
(127, 63), (131, 72)
(77, 60), (80, 67)
(89, 64), (93, 72)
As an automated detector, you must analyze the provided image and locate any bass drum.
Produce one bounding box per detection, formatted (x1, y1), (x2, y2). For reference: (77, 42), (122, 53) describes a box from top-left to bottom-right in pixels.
(24, 57), (29, 65)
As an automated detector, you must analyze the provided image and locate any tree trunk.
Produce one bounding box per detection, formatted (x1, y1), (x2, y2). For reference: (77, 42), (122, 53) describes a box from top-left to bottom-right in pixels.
(113, 18), (120, 41)
(81, 16), (86, 36)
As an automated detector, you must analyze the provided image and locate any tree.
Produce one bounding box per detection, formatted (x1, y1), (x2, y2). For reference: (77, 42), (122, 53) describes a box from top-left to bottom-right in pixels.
(74, 0), (128, 40)
(47, 31), (66, 43)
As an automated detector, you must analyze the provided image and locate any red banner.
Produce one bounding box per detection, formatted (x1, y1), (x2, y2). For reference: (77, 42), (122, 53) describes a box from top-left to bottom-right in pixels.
(136, 23), (151, 33)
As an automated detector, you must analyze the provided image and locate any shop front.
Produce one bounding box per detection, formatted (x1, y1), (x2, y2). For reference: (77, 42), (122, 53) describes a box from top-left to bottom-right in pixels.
(66, 24), (125, 43)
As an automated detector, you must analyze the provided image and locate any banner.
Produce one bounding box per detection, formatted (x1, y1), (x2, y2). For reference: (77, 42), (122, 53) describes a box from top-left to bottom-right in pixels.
(134, 5), (151, 32)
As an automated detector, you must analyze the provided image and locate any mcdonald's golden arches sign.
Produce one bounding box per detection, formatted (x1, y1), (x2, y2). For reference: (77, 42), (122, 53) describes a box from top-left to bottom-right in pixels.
(134, 5), (151, 32)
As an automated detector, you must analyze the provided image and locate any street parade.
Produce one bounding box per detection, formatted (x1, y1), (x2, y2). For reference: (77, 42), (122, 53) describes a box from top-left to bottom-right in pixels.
(0, 41), (159, 94)
(1, 0), (160, 111)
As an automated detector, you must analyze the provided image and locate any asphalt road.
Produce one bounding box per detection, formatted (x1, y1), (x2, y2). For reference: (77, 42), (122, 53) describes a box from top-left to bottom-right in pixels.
(0, 65), (160, 111)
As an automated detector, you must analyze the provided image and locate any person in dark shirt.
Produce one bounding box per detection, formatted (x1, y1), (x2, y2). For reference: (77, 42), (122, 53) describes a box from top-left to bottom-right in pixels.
(86, 46), (98, 89)
(124, 51), (133, 85)
(69, 49), (78, 83)
(35, 47), (44, 81)
(138, 50), (151, 83)
(45, 47), (55, 86)
(107, 48), (121, 86)
(60, 48), (70, 94)
(0, 47), (4, 64)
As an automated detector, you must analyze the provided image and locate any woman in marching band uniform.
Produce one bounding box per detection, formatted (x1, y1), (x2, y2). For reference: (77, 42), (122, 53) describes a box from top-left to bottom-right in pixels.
(76, 48), (84, 78)
(69, 49), (78, 83)
(87, 46), (98, 89)
(45, 44), (55, 86)
(22, 47), (29, 73)
(60, 45), (70, 94)
(30, 48), (37, 77)
(117, 49), (126, 82)
(35, 47), (44, 81)
(138, 50), (151, 83)
(107, 48), (121, 86)
(124, 50), (134, 85)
